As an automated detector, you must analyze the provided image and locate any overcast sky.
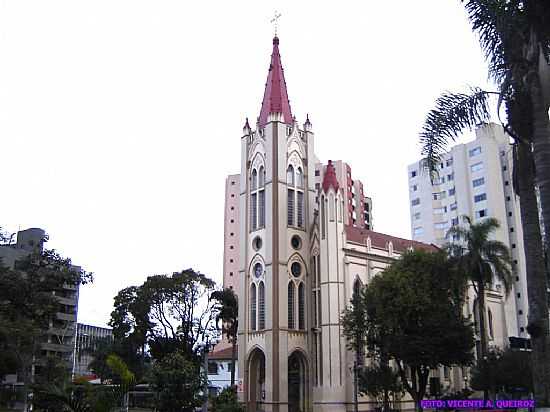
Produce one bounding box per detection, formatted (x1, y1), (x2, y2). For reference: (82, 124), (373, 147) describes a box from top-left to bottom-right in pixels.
(1, 1), (494, 327)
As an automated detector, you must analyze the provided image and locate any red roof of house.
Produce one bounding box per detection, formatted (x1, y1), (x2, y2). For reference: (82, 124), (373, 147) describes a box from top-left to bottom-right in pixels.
(322, 160), (339, 193)
(209, 346), (236, 360)
(345, 226), (438, 253)
(258, 37), (293, 127)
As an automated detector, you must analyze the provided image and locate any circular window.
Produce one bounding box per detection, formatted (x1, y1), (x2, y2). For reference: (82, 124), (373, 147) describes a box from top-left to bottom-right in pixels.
(253, 236), (262, 251)
(254, 262), (263, 278)
(290, 262), (302, 277)
(291, 235), (302, 250)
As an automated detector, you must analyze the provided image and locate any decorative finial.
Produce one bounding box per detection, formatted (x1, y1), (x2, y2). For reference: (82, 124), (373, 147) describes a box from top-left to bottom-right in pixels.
(270, 11), (282, 38)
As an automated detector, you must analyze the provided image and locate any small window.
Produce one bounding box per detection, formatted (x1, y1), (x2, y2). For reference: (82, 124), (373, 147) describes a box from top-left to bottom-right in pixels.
(287, 165), (295, 185)
(411, 198), (420, 206)
(411, 184), (418, 192)
(512, 244), (516, 249)
(446, 158), (453, 167)
(447, 173), (454, 181)
(231, 181), (235, 185)
(519, 310), (523, 315)
(517, 293), (521, 298)
(229, 272), (233, 277)
(208, 361), (219, 375)
(230, 206), (234, 210)
(230, 219), (234, 223)
(476, 209), (488, 218)
(508, 212), (512, 217)
(474, 193), (487, 202)
(506, 196), (511, 201)
(413, 212), (421, 220)
(469, 146), (482, 157)
(505, 181), (509, 186)
(411, 170), (417, 178)
(291, 235), (302, 250)
(450, 202), (457, 211)
(471, 162), (484, 172)
(434, 221), (449, 230)
(473, 177), (485, 187)
(291, 262), (302, 277)
(315, 170), (320, 176)
(451, 217), (459, 226)
(448, 187), (455, 196)
(510, 227), (514, 233)
(413, 227), (423, 236)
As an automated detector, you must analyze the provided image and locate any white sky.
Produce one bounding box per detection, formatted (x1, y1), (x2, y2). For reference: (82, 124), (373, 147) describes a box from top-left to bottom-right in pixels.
(1, 1), (494, 327)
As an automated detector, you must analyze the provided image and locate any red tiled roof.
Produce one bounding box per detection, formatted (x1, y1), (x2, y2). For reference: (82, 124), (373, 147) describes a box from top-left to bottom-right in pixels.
(345, 226), (438, 253)
(209, 346), (236, 360)
(258, 37), (293, 127)
(322, 160), (340, 193)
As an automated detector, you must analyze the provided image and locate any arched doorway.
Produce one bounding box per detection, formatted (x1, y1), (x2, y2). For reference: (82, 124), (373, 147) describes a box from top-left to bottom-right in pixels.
(288, 350), (308, 412)
(247, 348), (266, 411)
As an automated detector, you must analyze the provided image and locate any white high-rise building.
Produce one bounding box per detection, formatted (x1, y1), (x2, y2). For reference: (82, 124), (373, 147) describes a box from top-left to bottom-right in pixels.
(407, 123), (529, 353)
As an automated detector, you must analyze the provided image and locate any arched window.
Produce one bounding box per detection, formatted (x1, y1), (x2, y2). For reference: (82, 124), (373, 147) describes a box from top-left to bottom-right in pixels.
(321, 197), (326, 239)
(250, 283), (257, 331)
(259, 166), (265, 187)
(298, 282), (305, 330)
(488, 309), (494, 339)
(287, 164), (305, 228)
(288, 282), (295, 329)
(251, 169), (258, 191)
(287, 165), (295, 185)
(250, 166), (265, 231)
(296, 167), (304, 188)
(353, 278), (362, 299)
(258, 282), (265, 330)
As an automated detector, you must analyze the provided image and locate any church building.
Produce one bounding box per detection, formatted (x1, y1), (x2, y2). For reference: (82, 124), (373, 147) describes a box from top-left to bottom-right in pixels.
(225, 36), (438, 412)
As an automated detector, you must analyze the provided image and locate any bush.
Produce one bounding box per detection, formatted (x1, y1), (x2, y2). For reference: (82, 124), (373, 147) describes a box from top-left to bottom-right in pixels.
(210, 387), (243, 412)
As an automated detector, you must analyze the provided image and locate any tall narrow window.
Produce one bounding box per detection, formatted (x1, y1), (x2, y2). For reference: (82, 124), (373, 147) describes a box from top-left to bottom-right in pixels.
(288, 282), (295, 329)
(288, 189), (295, 226)
(298, 282), (305, 330)
(251, 193), (257, 230)
(251, 169), (258, 191)
(250, 166), (265, 230)
(250, 283), (257, 331)
(296, 167), (304, 188)
(287, 165), (295, 185)
(259, 190), (265, 227)
(297, 192), (304, 228)
(258, 282), (265, 330)
(321, 198), (326, 239)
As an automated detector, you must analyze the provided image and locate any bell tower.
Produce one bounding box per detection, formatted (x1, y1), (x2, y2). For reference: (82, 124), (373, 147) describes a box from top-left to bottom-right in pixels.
(238, 36), (316, 412)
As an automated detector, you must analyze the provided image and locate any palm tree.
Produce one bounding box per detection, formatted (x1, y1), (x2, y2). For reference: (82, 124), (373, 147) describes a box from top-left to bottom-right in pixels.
(446, 217), (513, 361)
(212, 288), (239, 387)
(419, 0), (550, 404)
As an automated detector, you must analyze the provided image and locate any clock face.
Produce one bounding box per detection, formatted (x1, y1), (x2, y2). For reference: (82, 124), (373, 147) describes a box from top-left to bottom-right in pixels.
(254, 263), (263, 278)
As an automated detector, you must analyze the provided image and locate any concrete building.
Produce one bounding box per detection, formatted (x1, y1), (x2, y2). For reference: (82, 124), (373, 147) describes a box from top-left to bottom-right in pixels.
(407, 123), (528, 356)
(0, 228), (80, 382)
(74, 323), (113, 378)
(225, 36), (436, 412)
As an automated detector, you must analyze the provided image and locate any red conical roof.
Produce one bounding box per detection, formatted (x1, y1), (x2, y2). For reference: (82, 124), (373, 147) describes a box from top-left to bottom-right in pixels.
(322, 160), (339, 193)
(258, 37), (293, 127)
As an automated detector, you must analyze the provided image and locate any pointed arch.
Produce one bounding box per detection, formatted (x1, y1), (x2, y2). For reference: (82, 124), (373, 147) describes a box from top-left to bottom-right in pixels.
(251, 169), (258, 191)
(488, 308), (494, 340)
(287, 165), (295, 185)
(250, 283), (257, 331)
(296, 167), (304, 189)
(288, 282), (296, 329)
(258, 166), (265, 187)
(258, 281), (265, 330)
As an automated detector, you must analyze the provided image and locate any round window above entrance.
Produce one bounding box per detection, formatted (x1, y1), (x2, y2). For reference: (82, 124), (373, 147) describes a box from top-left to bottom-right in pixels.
(291, 235), (302, 250)
(290, 262), (302, 277)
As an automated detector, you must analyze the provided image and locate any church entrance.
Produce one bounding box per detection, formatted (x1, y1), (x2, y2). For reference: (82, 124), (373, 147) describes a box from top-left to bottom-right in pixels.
(247, 348), (266, 411)
(288, 351), (308, 412)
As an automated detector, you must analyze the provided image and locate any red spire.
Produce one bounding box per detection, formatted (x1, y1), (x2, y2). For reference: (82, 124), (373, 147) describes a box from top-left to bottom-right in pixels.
(322, 160), (340, 193)
(258, 37), (293, 127)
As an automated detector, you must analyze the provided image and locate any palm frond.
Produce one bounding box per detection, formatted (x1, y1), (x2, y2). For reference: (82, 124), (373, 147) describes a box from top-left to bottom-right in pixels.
(419, 88), (492, 177)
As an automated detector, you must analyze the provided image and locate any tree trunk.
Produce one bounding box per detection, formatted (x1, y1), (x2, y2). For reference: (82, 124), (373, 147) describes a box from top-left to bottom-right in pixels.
(517, 140), (550, 406)
(230, 338), (237, 387)
(477, 282), (488, 360)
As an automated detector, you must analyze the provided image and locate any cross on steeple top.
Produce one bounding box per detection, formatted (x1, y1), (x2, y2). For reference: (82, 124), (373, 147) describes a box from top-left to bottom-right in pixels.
(270, 11), (282, 37)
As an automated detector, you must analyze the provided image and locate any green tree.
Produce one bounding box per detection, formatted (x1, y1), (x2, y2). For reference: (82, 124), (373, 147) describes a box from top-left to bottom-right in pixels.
(418, 0), (550, 403)
(210, 386), (244, 412)
(150, 350), (206, 412)
(363, 250), (474, 411)
(211, 288), (239, 387)
(446, 217), (513, 362)
(358, 364), (403, 412)
(470, 348), (533, 395)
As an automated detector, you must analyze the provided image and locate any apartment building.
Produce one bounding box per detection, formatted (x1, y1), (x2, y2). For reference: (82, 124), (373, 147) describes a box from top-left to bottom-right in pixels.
(0, 228), (80, 381)
(408, 123), (528, 349)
